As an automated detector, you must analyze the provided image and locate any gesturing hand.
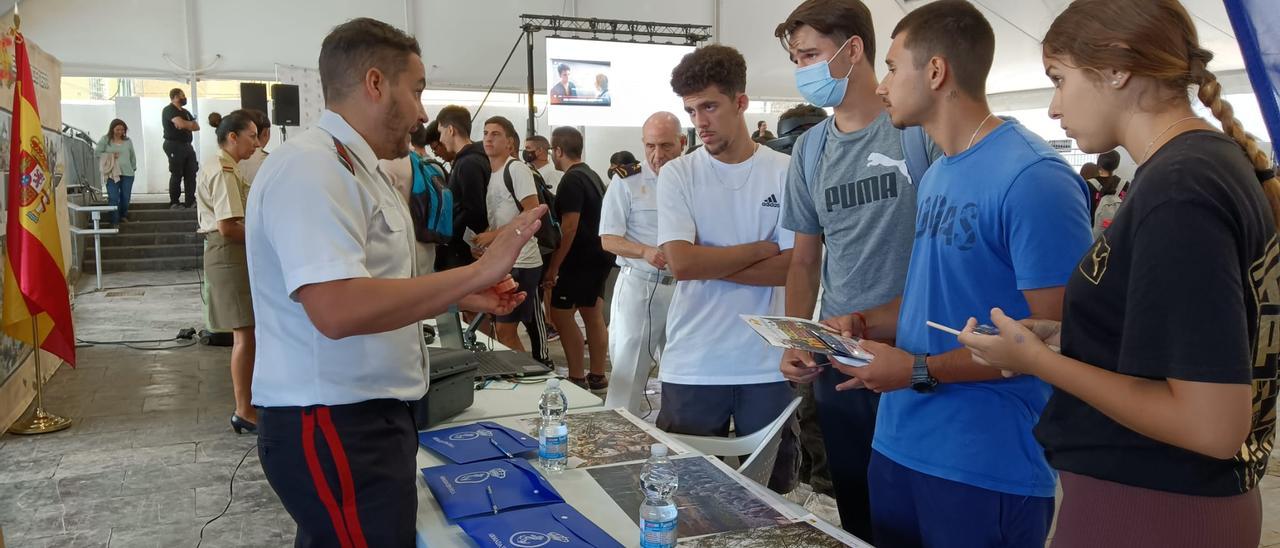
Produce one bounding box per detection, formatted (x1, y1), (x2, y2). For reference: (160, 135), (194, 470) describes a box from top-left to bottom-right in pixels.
(957, 308), (1059, 377)
(475, 206), (545, 285)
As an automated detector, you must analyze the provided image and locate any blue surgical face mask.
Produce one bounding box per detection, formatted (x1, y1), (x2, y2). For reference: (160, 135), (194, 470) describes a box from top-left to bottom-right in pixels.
(794, 38), (855, 108)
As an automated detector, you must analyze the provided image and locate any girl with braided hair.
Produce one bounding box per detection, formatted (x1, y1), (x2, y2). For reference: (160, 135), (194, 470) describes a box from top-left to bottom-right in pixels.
(957, 0), (1279, 545)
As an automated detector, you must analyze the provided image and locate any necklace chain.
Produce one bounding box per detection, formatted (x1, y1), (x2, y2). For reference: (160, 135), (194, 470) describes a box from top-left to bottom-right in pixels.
(1141, 116), (1200, 163)
(966, 113), (995, 152)
(710, 143), (759, 189)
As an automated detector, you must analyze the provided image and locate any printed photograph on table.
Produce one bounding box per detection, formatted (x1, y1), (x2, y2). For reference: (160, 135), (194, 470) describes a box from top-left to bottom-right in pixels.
(677, 520), (852, 547)
(517, 409), (680, 468)
(587, 456), (788, 538)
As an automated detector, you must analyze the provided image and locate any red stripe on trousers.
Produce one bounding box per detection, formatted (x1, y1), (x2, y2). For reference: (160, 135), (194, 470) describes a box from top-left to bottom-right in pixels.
(301, 409), (353, 548)
(316, 406), (369, 548)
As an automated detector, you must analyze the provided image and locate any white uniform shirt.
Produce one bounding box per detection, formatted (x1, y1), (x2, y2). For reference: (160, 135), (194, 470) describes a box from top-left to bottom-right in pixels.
(537, 162), (564, 194)
(599, 162), (660, 272)
(246, 110), (427, 407)
(486, 158), (543, 269)
(656, 145), (794, 385)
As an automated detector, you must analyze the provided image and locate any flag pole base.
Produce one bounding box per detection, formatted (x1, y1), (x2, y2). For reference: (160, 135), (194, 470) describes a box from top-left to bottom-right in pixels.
(8, 407), (72, 435)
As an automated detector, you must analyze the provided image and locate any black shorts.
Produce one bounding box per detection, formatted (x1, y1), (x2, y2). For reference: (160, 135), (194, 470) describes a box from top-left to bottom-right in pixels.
(495, 266), (542, 324)
(551, 266), (611, 310)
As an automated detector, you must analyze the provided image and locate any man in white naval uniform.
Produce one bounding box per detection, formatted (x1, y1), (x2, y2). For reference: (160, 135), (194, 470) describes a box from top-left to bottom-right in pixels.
(598, 111), (686, 415)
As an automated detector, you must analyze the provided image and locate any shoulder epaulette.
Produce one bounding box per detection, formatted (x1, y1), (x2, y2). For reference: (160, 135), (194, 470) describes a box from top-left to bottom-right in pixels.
(610, 162), (642, 180)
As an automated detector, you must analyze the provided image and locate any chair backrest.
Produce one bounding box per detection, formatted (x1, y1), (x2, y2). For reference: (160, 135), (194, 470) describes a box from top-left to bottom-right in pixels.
(737, 397), (802, 486)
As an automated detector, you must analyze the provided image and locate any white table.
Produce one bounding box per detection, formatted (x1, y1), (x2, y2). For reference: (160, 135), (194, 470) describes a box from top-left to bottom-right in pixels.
(423, 317), (604, 422)
(66, 203), (120, 290)
(412, 408), (868, 548)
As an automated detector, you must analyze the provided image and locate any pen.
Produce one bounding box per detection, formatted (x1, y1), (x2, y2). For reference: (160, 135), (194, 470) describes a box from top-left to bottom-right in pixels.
(486, 431), (514, 458)
(486, 485), (499, 515)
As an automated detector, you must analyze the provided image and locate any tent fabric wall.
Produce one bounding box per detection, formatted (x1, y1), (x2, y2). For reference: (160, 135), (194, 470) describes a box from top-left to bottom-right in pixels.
(19, 0), (1253, 101)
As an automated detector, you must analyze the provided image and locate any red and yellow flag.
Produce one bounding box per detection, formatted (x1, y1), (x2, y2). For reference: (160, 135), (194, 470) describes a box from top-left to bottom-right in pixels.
(2, 30), (74, 366)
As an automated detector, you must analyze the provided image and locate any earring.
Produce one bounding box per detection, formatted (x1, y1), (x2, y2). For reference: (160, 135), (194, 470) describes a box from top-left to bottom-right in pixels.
(1112, 80), (1121, 87)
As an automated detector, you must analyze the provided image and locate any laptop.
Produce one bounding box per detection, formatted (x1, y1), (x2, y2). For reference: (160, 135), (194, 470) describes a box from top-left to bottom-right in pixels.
(431, 309), (553, 380)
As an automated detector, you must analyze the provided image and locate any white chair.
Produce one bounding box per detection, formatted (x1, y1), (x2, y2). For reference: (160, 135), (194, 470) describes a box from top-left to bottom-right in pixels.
(666, 397), (802, 486)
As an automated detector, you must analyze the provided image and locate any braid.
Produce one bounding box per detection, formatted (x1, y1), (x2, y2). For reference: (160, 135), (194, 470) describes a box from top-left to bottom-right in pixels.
(1196, 68), (1280, 231)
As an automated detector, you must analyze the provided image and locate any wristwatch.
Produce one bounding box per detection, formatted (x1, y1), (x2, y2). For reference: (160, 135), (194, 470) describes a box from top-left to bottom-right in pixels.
(910, 353), (937, 393)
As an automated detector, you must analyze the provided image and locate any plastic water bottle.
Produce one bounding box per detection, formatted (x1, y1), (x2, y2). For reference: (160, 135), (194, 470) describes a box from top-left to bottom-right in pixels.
(538, 378), (568, 472)
(639, 444), (678, 548)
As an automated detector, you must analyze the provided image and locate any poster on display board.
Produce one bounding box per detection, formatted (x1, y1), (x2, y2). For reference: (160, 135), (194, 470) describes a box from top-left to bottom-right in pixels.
(1225, 0), (1280, 152)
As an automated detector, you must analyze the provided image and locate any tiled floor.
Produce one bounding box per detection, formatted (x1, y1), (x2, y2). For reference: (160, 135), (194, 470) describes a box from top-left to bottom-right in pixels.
(4, 269), (1279, 546)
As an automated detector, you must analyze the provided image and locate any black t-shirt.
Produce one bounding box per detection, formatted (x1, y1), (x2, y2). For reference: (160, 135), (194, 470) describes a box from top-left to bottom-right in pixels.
(162, 104), (194, 143)
(555, 163), (614, 270)
(1035, 131), (1280, 496)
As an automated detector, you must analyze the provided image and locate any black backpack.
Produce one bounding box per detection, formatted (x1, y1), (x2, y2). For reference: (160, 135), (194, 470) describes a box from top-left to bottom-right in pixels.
(503, 161), (561, 254)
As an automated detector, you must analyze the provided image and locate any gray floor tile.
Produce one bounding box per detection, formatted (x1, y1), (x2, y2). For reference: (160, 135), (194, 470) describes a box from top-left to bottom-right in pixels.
(78, 410), (198, 435)
(13, 528), (110, 548)
(119, 462), (232, 497)
(0, 454), (62, 483)
(62, 489), (194, 532)
(55, 444), (194, 478)
(195, 479), (281, 519)
(0, 502), (66, 539)
(0, 478), (61, 510)
(105, 520), (204, 548)
(55, 470), (126, 504)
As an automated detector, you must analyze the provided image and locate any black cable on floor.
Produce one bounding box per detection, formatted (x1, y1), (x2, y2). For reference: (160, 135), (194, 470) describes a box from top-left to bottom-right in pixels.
(73, 270), (203, 297)
(196, 443), (256, 548)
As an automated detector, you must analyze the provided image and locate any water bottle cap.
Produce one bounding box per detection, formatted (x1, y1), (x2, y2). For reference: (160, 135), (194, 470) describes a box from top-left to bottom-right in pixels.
(547, 378), (560, 388)
(650, 443), (668, 457)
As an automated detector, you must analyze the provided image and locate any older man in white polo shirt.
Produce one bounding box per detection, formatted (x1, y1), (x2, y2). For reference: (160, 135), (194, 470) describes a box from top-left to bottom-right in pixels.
(598, 111), (686, 415)
(246, 19), (542, 547)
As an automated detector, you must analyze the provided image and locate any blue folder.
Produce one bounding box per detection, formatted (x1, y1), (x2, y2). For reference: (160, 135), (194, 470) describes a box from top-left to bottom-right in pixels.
(421, 458), (564, 521)
(419, 421), (540, 464)
(458, 503), (624, 548)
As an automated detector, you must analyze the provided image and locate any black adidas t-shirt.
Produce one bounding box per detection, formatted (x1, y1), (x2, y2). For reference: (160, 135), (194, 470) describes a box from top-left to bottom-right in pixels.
(1035, 131), (1280, 496)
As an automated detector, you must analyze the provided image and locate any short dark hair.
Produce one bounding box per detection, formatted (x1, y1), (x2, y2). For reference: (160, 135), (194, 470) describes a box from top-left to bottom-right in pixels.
(208, 110), (256, 145)
(169, 88), (184, 100)
(485, 116), (519, 142)
(775, 0), (876, 63)
(551, 127), (584, 159)
(757, 121), (767, 128)
(525, 135), (550, 152)
(891, 0), (994, 99)
(410, 124), (429, 148)
(435, 105), (472, 139)
(423, 120), (441, 144)
(1097, 150), (1121, 172)
(242, 109), (271, 135)
(557, 64), (570, 75)
(610, 150), (637, 166)
(670, 44), (747, 97)
(318, 17), (422, 103)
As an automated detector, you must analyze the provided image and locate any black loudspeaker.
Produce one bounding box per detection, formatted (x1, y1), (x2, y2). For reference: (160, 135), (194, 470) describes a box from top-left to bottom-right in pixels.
(239, 82), (268, 114)
(270, 84), (300, 126)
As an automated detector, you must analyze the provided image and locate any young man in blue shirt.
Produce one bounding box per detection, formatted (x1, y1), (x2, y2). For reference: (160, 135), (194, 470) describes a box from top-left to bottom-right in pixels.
(823, 1), (1093, 545)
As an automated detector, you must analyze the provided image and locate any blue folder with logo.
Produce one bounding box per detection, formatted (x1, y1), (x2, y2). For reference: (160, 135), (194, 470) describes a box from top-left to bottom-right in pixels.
(458, 503), (623, 548)
(419, 421), (540, 464)
(421, 458), (564, 521)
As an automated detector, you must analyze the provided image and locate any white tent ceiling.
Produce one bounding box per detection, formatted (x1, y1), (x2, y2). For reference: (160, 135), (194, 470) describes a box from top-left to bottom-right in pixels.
(18, 0), (1255, 101)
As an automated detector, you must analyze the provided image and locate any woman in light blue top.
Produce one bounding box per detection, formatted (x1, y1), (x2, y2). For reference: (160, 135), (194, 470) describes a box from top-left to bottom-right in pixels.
(95, 119), (137, 224)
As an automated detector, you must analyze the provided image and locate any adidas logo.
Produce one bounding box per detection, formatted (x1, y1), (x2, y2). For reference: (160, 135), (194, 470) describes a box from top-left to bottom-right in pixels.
(762, 194), (780, 208)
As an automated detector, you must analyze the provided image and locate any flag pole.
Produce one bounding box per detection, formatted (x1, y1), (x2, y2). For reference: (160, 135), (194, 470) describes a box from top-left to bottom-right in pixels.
(8, 317), (71, 434)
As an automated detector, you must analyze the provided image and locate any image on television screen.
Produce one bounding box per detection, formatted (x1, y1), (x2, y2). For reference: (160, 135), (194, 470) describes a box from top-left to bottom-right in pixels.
(548, 58), (612, 107)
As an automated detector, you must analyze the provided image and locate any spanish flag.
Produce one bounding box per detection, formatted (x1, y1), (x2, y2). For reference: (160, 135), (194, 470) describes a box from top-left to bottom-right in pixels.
(1, 29), (74, 366)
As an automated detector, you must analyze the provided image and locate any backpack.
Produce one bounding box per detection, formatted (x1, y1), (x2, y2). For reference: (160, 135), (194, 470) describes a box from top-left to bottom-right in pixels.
(1092, 179), (1130, 238)
(407, 151), (454, 244)
(503, 160), (562, 254)
(799, 117), (933, 189)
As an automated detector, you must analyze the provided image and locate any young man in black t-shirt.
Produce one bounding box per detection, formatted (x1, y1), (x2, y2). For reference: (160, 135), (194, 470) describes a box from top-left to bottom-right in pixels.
(433, 105), (489, 271)
(161, 88), (200, 209)
(542, 127), (615, 392)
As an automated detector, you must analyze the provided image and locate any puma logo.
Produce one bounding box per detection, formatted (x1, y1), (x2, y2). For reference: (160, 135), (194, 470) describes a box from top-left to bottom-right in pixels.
(1080, 237), (1111, 285)
(867, 153), (913, 185)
